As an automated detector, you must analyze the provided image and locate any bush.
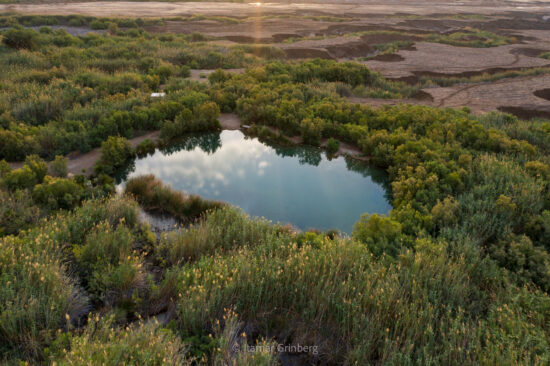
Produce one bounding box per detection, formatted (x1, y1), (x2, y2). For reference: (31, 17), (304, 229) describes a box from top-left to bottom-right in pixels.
(325, 137), (340, 155)
(96, 136), (134, 175)
(2, 27), (39, 50)
(2, 165), (38, 190)
(125, 174), (223, 222)
(0, 188), (41, 236)
(2, 155), (47, 191)
(49, 315), (187, 366)
(0, 230), (88, 360)
(300, 117), (322, 146)
(0, 159), (11, 178)
(90, 19), (108, 30)
(158, 206), (278, 265)
(24, 155), (48, 183)
(135, 138), (156, 157)
(353, 213), (403, 257)
(208, 69), (230, 84)
(72, 221), (144, 306)
(32, 176), (84, 211)
(160, 103), (221, 140)
(49, 155), (68, 177)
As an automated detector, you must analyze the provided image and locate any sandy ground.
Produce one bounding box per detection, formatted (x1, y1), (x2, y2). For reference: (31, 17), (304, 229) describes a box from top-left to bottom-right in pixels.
(2, 1), (550, 18)
(425, 74), (550, 117)
(361, 42), (550, 79)
(219, 113), (242, 130)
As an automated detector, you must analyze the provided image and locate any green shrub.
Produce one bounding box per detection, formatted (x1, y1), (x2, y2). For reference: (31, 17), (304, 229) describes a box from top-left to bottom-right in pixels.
(2, 27), (39, 50)
(90, 19), (108, 30)
(135, 138), (156, 157)
(0, 159), (11, 178)
(158, 206), (280, 265)
(2, 165), (38, 190)
(152, 64), (173, 83)
(0, 188), (41, 236)
(160, 102), (221, 140)
(96, 136), (134, 175)
(325, 137), (340, 155)
(32, 176), (84, 211)
(3, 155), (47, 191)
(0, 228), (88, 360)
(49, 315), (187, 365)
(49, 155), (68, 178)
(72, 221), (144, 306)
(208, 69), (230, 84)
(125, 174), (223, 222)
(300, 117), (322, 146)
(353, 213), (404, 257)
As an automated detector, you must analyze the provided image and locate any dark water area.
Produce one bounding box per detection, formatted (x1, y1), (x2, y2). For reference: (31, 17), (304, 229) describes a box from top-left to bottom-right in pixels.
(119, 130), (391, 234)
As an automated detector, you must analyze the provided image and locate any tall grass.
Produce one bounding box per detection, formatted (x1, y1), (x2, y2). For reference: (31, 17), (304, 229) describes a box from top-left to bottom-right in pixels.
(125, 174), (223, 222)
(157, 206), (289, 265)
(165, 210), (550, 364)
(49, 315), (189, 365)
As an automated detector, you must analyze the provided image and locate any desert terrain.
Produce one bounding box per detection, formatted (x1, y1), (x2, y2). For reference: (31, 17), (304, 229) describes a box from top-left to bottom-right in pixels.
(3, 0), (549, 117)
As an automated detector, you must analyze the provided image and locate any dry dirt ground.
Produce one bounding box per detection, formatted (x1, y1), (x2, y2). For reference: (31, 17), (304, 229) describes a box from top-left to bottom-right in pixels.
(2, 0), (550, 117)
(2, 1), (550, 18)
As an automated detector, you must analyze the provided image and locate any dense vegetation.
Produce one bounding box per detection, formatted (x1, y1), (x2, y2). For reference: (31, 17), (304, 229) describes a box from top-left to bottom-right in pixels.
(1, 16), (550, 365)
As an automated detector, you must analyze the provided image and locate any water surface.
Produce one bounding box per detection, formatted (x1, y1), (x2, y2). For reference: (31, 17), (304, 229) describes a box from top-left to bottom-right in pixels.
(120, 130), (391, 233)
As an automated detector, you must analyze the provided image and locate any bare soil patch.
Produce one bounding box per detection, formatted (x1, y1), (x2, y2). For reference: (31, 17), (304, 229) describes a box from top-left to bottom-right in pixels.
(219, 113), (241, 130)
(511, 47), (550, 58)
(359, 32), (423, 44)
(369, 53), (405, 62)
(325, 41), (374, 59)
(498, 105), (550, 120)
(9, 115), (247, 174)
(423, 74), (550, 115)
(361, 42), (550, 79)
(284, 48), (334, 60)
(534, 89), (550, 102)
(65, 131), (161, 175)
(8, 131), (162, 175)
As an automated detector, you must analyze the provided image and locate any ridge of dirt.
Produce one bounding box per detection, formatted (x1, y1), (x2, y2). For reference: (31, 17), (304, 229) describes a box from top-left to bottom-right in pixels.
(498, 105), (550, 120)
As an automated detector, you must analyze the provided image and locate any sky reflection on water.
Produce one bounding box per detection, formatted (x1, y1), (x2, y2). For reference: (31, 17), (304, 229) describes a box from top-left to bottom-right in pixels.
(121, 130), (391, 233)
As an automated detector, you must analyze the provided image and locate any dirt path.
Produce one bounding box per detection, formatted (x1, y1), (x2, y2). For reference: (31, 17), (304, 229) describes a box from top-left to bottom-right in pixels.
(8, 130), (160, 175)
(8, 114), (245, 175)
(219, 113), (242, 130)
